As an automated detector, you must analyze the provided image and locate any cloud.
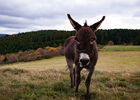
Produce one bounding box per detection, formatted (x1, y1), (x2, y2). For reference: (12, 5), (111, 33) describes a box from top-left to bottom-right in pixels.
(0, 0), (140, 34)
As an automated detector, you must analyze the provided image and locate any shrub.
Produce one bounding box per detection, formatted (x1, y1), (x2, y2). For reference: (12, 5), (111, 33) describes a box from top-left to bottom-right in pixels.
(0, 46), (64, 65)
(18, 51), (23, 57)
(0, 55), (5, 64)
(6, 53), (18, 63)
(45, 46), (57, 51)
(97, 45), (104, 51)
(122, 42), (126, 45)
(35, 48), (43, 53)
(107, 41), (114, 45)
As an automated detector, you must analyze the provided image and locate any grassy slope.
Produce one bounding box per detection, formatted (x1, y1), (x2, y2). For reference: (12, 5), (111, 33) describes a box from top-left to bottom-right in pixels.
(1, 51), (140, 72)
(0, 51), (140, 100)
(103, 45), (140, 51)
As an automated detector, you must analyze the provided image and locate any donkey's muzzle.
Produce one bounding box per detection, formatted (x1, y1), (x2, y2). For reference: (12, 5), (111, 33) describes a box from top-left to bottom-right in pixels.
(79, 53), (90, 67)
(80, 59), (90, 66)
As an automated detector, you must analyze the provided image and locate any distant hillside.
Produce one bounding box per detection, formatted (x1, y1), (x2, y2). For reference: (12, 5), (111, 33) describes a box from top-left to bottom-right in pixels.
(0, 29), (140, 54)
(0, 34), (7, 37)
(0, 30), (75, 54)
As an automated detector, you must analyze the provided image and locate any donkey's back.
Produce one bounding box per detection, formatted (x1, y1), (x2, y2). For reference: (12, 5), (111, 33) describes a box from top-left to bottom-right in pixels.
(64, 36), (76, 63)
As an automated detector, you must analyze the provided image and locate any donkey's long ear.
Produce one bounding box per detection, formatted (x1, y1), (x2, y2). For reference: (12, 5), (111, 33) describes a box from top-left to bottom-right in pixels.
(67, 14), (81, 31)
(90, 16), (105, 31)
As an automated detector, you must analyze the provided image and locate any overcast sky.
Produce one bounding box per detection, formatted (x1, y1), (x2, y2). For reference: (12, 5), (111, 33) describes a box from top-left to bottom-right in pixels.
(0, 0), (140, 34)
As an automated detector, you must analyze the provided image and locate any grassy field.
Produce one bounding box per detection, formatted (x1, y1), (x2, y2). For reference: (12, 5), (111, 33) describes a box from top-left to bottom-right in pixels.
(0, 46), (140, 100)
(103, 45), (140, 51)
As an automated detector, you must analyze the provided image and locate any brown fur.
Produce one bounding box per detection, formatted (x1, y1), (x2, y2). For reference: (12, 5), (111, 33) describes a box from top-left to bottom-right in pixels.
(64, 14), (105, 99)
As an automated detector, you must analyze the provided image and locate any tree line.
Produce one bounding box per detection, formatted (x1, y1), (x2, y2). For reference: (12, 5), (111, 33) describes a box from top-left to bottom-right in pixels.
(0, 29), (140, 54)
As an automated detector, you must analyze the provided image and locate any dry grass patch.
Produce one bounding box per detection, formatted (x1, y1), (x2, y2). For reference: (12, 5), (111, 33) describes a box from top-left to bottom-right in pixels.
(0, 67), (140, 100)
(1, 51), (140, 72)
(0, 51), (140, 100)
(96, 51), (140, 72)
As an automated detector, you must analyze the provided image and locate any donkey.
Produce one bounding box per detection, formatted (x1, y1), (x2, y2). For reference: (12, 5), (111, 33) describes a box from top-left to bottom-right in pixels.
(64, 14), (105, 97)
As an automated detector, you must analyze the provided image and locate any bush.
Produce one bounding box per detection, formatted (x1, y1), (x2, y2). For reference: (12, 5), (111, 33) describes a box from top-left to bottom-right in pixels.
(107, 41), (114, 45)
(0, 46), (64, 65)
(6, 53), (18, 63)
(45, 46), (57, 51)
(97, 45), (104, 51)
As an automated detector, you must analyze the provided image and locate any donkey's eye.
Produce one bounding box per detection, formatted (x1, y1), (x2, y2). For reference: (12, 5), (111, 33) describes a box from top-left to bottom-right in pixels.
(75, 37), (80, 44)
(75, 37), (79, 41)
(90, 38), (95, 42)
(77, 42), (80, 50)
(75, 39), (80, 44)
(77, 41), (80, 45)
(90, 38), (95, 44)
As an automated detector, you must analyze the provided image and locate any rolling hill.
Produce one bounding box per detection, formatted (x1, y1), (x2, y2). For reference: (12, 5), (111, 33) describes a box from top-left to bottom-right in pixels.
(0, 34), (7, 37)
(0, 29), (140, 54)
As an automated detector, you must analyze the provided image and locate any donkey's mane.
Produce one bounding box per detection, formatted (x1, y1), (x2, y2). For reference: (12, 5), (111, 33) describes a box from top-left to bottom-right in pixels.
(84, 20), (87, 26)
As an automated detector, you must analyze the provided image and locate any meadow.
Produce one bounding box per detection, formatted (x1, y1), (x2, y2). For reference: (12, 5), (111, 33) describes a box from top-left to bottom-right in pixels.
(103, 45), (140, 51)
(0, 46), (140, 100)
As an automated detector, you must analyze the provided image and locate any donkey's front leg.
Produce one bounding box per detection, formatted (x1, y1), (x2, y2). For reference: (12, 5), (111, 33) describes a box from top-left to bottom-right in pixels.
(73, 67), (76, 87)
(69, 66), (75, 88)
(85, 69), (93, 98)
(75, 67), (81, 93)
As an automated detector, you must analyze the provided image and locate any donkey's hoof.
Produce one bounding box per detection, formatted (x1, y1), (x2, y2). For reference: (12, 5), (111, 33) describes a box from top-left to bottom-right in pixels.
(75, 89), (79, 96)
(71, 85), (74, 88)
(85, 94), (90, 100)
(75, 92), (78, 96)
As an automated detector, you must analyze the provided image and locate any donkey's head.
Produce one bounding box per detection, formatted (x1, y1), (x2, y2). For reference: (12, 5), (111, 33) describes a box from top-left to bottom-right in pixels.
(67, 14), (105, 67)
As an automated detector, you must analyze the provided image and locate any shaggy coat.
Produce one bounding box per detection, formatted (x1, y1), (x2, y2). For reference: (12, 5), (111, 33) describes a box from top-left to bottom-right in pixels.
(64, 14), (105, 99)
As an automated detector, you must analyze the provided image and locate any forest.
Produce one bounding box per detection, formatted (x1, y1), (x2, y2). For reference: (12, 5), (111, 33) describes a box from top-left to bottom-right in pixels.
(0, 29), (140, 54)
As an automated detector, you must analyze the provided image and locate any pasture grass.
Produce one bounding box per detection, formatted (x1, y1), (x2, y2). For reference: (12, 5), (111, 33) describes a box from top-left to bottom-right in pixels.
(1, 51), (140, 72)
(0, 68), (140, 100)
(103, 45), (140, 51)
(0, 51), (140, 100)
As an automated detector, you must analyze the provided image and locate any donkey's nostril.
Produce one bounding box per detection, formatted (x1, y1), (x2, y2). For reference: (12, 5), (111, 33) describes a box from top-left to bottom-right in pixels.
(80, 59), (83, 62)
(79, 53), (90, 66)
(80, 59), (89, 65)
